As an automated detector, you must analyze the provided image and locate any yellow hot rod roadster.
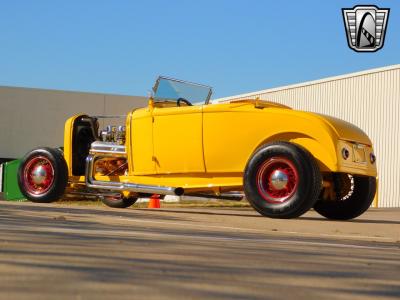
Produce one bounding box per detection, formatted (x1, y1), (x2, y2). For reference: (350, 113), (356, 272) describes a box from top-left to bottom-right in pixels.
(17, 77), (377, 219)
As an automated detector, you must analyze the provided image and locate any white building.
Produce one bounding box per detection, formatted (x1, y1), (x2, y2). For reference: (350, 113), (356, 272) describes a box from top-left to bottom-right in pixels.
(216, 65), (400, 208)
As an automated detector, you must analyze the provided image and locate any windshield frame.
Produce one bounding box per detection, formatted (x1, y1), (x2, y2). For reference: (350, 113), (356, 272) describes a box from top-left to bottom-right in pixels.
(152, 76), (213, 105)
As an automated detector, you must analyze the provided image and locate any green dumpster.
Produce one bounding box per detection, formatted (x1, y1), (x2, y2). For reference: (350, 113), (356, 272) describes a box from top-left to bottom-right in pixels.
(2, 160), (25, 201)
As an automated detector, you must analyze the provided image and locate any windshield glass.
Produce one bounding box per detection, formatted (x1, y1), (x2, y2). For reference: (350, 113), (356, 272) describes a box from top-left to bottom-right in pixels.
(153, 77), (212, 105)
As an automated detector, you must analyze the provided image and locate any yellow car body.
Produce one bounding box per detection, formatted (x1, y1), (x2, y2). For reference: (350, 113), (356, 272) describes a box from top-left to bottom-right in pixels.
(64, 98), (376, 192)
(18, 77), (377, 219)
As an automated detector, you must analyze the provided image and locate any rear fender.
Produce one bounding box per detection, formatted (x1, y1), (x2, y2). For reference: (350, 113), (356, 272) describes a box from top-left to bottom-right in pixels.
(255, 132), (338, 172)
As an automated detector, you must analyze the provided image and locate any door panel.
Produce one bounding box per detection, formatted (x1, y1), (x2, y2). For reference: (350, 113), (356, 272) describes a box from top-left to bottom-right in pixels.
(153, 106), (205, 174)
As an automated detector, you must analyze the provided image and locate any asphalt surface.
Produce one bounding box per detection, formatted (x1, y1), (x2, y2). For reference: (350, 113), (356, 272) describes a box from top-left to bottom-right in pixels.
(0, 201), (399, 300)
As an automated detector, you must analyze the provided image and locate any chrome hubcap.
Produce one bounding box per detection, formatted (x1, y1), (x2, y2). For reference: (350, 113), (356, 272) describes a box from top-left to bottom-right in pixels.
(256, 157), (299, 204)
(31, 165), (48, 185)
(270, 170), (289, 190)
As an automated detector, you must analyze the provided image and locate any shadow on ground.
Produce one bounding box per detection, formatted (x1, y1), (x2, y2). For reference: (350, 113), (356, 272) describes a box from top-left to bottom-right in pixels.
(0, 202), (399, 299)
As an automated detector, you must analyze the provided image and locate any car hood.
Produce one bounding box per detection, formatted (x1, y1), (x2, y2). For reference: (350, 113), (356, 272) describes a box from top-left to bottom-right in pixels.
(313, 113), (372, 145)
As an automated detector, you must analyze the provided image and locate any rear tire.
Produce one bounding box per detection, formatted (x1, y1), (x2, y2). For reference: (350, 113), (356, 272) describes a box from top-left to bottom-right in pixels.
(18, 147), (68, 203)
(100, 195), (138, 208)
(244, 142), (322, 219)
(314, 175), (376, 220)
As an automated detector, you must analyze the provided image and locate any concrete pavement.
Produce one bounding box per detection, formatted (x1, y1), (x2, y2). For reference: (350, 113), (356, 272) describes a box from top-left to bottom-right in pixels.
(0, 201), (399, 299)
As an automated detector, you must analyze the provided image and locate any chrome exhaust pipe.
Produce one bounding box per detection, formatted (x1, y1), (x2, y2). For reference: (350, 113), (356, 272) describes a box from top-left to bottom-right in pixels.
(85, 154), (184, 196)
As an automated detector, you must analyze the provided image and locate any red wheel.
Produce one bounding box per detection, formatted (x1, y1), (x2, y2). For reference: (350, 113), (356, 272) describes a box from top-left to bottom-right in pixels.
(23, 156), (55, 195)
(18, 148), (68, 203)
(244, 142), (321, 218)
(256, 157), (299, 203)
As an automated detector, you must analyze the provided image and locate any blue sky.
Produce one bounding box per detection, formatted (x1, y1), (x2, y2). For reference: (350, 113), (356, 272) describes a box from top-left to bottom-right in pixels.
(0, 1), (398, 98)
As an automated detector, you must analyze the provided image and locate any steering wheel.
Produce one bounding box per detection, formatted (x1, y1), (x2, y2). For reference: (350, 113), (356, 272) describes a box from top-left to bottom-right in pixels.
(177, 98), (193, 106)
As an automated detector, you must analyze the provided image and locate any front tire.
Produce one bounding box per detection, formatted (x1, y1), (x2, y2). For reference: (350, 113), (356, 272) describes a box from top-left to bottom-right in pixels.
(18, 147), (68, 203)
(100, 195), (138, 208)
(244, 142), (322, 219)
(314, 175), (376, 220)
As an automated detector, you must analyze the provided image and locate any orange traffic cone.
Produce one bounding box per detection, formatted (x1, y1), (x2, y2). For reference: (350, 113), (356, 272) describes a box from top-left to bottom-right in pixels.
(148, 194), (161, 209)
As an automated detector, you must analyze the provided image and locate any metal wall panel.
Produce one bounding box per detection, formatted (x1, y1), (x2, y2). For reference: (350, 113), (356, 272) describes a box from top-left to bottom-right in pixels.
(0, 86), (147, 158)
(216, 65), (400, 207)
